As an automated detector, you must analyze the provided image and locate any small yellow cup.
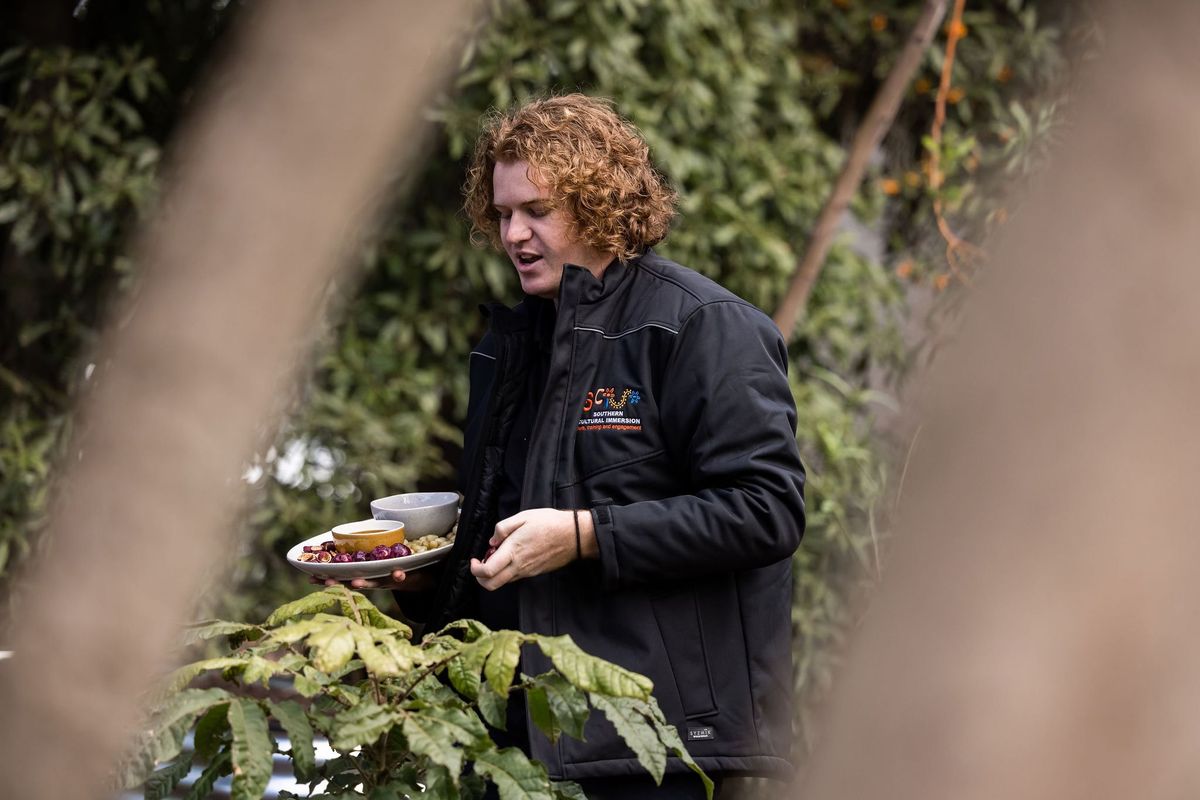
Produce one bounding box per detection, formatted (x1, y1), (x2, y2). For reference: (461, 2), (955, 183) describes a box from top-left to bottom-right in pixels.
(331, 519), (406, 554)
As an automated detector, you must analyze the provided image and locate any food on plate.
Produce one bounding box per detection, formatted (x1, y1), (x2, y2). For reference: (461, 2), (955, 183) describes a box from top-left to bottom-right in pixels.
(295, 531), (453, 563)
(407, 532), (454, 553)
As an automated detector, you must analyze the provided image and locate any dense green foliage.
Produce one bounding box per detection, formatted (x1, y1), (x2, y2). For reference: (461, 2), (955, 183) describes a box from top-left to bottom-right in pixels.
(125, 587), (710, 799)
(1, 0), (1082, 758)
(0, 43), (162, 582)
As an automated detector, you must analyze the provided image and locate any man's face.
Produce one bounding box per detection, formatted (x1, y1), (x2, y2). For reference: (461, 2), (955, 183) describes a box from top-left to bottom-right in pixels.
(492, 159), (614, 300)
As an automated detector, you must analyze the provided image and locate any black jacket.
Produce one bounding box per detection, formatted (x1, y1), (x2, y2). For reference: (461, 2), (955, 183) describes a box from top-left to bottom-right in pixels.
(428, 250), (806, 780)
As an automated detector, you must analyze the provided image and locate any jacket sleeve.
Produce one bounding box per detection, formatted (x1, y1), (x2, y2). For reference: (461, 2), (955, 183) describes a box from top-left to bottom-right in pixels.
(392, 332), (496, 623)
(590, 300), (806, 587)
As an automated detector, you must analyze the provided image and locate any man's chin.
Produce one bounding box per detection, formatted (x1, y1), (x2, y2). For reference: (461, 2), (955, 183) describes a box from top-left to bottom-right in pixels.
(519, 277), (558, 300)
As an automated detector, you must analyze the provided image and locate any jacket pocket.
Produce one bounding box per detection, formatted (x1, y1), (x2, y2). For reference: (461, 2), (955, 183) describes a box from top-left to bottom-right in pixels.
(651, 588), (718, 719)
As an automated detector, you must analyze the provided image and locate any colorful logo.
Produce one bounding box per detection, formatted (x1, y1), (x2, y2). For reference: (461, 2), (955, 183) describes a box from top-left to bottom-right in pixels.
(578, 386), (643, 432)
(582, 387), (641, 413)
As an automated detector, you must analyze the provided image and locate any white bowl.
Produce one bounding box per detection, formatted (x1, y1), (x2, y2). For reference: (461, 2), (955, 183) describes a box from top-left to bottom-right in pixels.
(369, 491), (459, 538)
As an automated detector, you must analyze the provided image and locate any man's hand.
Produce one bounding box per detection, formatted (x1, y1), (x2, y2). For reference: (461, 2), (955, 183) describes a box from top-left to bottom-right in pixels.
(310, 568), (437, 592)
(469, 508), (597, 591)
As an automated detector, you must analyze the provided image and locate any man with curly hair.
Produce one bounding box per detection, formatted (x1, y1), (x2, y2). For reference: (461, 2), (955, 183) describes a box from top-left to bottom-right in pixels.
(405, 94), (806, 798)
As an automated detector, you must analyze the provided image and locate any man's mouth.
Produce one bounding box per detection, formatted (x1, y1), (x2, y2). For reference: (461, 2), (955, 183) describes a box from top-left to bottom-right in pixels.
(515, 252), (542, 267)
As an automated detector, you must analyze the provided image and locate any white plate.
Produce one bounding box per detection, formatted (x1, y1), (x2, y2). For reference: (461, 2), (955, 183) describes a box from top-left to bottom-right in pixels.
(286, 531), (453, 581)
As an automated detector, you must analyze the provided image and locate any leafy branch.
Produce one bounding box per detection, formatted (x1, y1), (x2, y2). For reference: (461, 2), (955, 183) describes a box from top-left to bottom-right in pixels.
(122, 589), (712, 800)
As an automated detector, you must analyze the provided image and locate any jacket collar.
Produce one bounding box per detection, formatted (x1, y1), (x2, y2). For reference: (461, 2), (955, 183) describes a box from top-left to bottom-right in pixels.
(484, 250), (646, 328)
(559, 254), (639, 307)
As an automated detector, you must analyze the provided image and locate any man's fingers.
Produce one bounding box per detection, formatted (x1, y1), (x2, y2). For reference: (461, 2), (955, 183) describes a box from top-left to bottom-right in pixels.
(470, 546), (520, 591)
(492, 512), (528, 545)
(313, 571), (413, 591)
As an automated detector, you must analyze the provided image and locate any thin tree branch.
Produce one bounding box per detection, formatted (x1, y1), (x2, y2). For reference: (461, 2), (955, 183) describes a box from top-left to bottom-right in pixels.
(928, 0), (984, 282)
(773, 0), (949, 341)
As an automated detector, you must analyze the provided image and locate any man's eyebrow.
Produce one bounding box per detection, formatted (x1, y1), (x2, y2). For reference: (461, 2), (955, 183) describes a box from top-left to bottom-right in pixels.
(493, 198), (551, 209)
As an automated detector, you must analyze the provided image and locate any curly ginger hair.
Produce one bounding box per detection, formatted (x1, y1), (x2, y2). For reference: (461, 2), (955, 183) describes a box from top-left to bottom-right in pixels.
(462, 94), (677, 263)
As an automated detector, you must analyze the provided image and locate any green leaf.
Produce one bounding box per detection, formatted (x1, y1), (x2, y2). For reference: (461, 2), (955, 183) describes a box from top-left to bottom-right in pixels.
(351, 627), (400, 676)
(447, 638), (494, 700)
(308, 617), (355, 673)
(338, 590), (411, 634)
(293, 671), (322, 697)
(368, 786), (404, 800)
(241, 654), (283, 687)
(552, 780), (588, 800)
(163, 657), (246, 694)
(536, 635), (653, 698)
(473, 746), (554, 800)
(0, 201), (20, 224)
(267, 615), (335, 645)
(122, 717), (192, 789)
(185, 749), (232, 800)
(228, 699), (273, 800)
(184, 619), (263, 645)
(18, 321), (55, 348)
(152, 687), (233, 733)
(476, 681), (508, 730)
(268, 699), (316, 783)
(330, 699), (396, 751)
(193, 703), (230, 762)
(526, 672), (589, 743)
(587, 693), (666, 783)
(440, 617), (493, 642)
(631, 697), (713, 799)
(400, 710), (465, 782)
(427, 705), (489, 745)
(421, 763), (460, 800)
(526, 684), (558, 744)
(265, 588), (343, 625)
(484, 630), (524, 692)
(377, 635), (421, 674)
(144, 748), (192, 800)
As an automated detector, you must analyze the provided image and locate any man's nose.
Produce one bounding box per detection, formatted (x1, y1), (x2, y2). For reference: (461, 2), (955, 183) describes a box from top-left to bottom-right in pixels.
(505, 214), (531, 244)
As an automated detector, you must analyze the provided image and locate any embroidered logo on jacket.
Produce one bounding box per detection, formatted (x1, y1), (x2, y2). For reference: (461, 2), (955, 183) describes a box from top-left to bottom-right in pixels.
(578, 386), (642, 432)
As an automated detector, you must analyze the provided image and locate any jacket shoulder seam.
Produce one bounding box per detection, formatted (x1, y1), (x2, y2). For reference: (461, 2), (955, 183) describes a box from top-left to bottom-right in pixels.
(574, 321), (680, 338)
(678, 297), (764, 335)
(637, 263), (707, 303)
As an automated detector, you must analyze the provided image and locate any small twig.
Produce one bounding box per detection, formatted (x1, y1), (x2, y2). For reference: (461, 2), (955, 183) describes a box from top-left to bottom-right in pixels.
(894, 424), (922, 514)
(339, 586), (365, 625)
(394, 648), (466, 704)
(348, 750), (373, 791)
(867, 503), (882, 580)
(927, 0), (982, 277)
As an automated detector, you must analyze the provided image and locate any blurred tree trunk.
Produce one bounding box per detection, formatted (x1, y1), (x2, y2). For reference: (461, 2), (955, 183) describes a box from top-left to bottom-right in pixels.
(0, 2), (484, 797)
(796, 2), (1200, 798)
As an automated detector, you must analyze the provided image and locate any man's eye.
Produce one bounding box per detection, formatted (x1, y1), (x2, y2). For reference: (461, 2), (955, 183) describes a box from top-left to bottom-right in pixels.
(528, 207), (548, 218)
(497, 211), (511, 221)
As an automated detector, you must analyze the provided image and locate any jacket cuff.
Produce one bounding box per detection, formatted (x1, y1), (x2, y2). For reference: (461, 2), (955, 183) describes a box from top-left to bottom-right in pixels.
(590, 504), (621, 588)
